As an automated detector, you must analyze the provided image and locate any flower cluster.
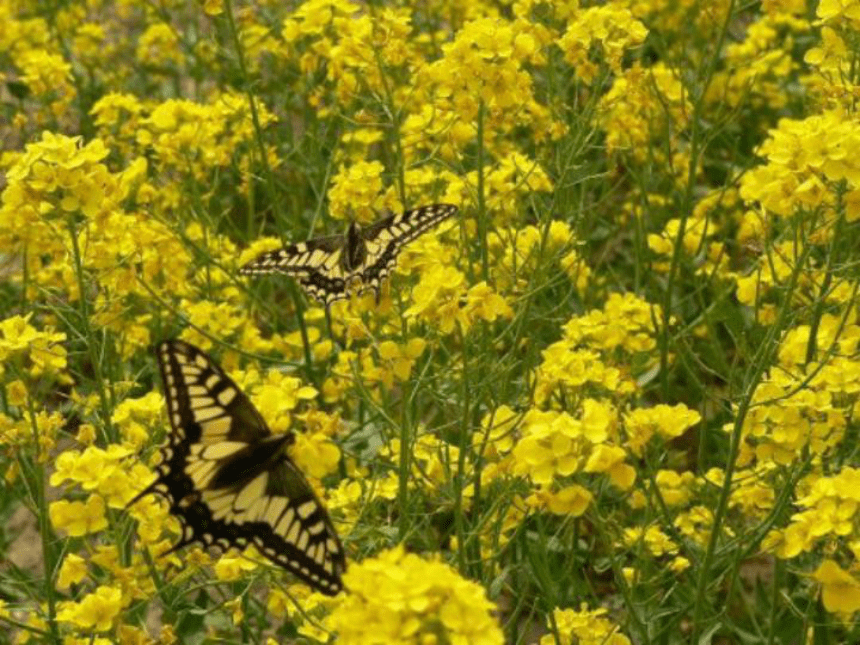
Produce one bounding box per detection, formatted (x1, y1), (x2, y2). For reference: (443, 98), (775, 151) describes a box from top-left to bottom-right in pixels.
(326, 546), (503, 645)
(2, 0), (860, 640)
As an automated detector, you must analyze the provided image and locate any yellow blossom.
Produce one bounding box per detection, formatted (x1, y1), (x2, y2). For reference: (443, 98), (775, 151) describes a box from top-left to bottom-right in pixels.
(57, 584), (124, 632)
(49, 494), (108, 536)
(542, 605), (631, 645)
(57, 553), (89, 591)
(326, 546), (503, 645)
(813, 560), (860, 616)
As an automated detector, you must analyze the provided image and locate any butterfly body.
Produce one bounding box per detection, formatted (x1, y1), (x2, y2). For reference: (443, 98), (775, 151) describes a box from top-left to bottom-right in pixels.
(240, 203), (458, 306)
(129, 340), (345, 595)
(341, 221), (367, 272)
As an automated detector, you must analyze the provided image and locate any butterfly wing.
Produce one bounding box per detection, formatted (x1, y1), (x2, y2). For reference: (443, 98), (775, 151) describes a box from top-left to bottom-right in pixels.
(355, 203), (459, 299)
(134, 340), (345, 595)
(240, 235), (350, 307)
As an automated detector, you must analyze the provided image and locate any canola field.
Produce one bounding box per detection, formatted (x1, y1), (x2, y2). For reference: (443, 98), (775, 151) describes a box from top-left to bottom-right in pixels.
(1, 1), (859, 643)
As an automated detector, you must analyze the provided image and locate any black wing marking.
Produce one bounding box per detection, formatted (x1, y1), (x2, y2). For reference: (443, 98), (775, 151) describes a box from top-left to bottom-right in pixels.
(129, 340), (346, 595)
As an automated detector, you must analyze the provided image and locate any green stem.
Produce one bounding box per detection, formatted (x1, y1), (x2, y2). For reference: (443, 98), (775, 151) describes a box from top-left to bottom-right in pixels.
(476, 101), (489, 282)
(690, 240), (811, 639)
(24, 392), (61, 644)
(454, 327), (469, 574)
(657, 0), (735, 396)
(221, 0), (317, 386)
(397, 390), (412, 542)
(67, 220), (114, 442)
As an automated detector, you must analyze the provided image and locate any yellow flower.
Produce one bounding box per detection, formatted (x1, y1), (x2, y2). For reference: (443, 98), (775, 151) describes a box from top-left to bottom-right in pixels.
(50, 444), (136, 506)
(225, 597), (244, 625)
(584, 444), (635, 490)
(291, 431), (341, 480)
(477, 405), (520, 458)
(622, 526), (678, 557)
(328, 160), (386, 221)
(623, 404), (701, 456)
(406, 264), (467, 333)
(203, 0), (224, 15)
(248, 369), (318, 433)
(136, 23), (182, 67)
(110, 390), (163, 448)
(214, 555), (259, 582)
(57, 553), (88, 591)
(0, 315), (67, 376)
(5, 379), (27, 407)
(17, 50), (75, 99)
(527, 485), (593, 516)
(327, 546), (503, 645)
(463, 281), (514, 324)
(49, 494), (108, 536)
(542, 605), (631, 645)
(817, 0), (860, 23)
(558, 5), (648, 83)
(57, 584), (124, 633)
(3, 131), (112, 222)
(813, 560), (860, 616)
(376, 338), (426, 387)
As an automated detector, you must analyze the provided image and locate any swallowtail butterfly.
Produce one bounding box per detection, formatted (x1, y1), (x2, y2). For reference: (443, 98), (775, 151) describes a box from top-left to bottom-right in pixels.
(128, 340), (345, 595)
(240, 203), (458, 306)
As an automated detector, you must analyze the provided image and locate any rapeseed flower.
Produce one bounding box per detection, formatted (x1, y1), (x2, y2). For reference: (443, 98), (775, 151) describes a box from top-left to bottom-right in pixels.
(527, 484), (593, 516)
(421, 16), (544, 136)
(764, 467), (860, 559)
(623, 404), (701, 457)
(49, 494), (109, 537)
(558, 4), (648, 83)
(57, 553), (89, 591)
(0, 315), (67, 376)
(56, 584), (125, 633)
(17, 49), (75, 113)
(813, 560), (860, 617)
(328, 160), (386, 222)
(2, 0), (856, 640)
(0, 132), (114, 264)
(542, 605), (631, 645)
(136, 23), (182, 68)
(326, 546), (503, 644)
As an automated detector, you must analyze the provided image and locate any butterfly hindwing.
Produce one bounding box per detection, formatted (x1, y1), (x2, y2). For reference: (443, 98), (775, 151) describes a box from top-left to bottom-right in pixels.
(240, 203), (458, 306)
(133, 340), (346, 595)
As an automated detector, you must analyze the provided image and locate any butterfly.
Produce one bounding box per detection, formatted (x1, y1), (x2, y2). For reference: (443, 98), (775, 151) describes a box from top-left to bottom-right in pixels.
(240, 203), (459, 307)
(128, 340), (346, 595)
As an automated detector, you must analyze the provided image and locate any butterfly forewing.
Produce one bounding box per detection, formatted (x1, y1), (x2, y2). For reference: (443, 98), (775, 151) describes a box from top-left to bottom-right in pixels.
(133, 340), (346, 595)
(362, 203), (458, 245)
(240, 203), (458, 306)
(359, 203), (459, 296)
(158, 340), (270, 446)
